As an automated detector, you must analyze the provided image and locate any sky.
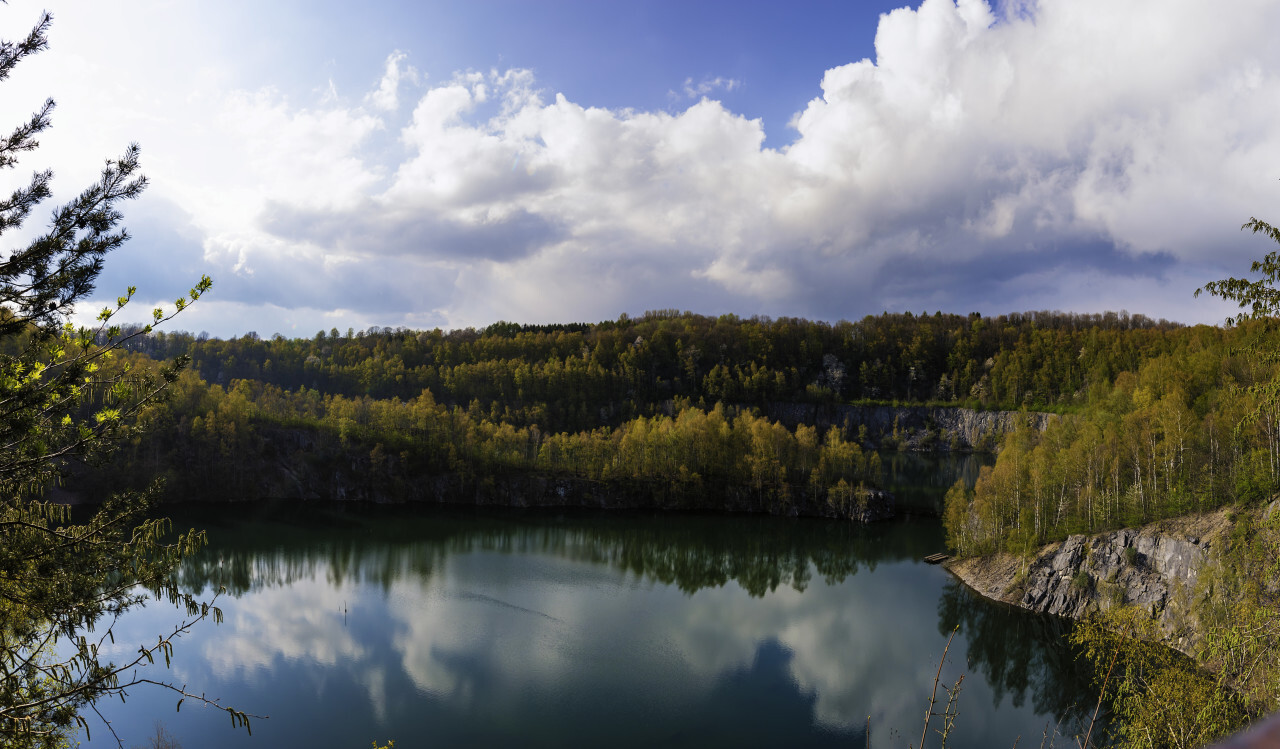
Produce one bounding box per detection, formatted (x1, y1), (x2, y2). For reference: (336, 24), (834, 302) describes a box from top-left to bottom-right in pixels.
(3, 0), (1279, 338)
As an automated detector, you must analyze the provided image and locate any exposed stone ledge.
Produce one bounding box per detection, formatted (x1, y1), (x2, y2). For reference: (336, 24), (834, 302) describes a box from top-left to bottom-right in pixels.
(765, 403), (1055, 451)
(945, 507), (1238, 653)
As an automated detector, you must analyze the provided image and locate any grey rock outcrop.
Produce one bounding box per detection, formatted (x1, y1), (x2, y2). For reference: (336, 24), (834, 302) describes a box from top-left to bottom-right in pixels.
(766, 404), (1054, 451)
(950, 521), (1217, 652)
(1018, 530), (1206, 627)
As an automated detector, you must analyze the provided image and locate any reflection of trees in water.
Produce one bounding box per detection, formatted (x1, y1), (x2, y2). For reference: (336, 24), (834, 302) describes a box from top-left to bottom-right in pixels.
(878, 452), (992, 514)
(174, 505), (943, 598)
(936, 578), (1095, 731)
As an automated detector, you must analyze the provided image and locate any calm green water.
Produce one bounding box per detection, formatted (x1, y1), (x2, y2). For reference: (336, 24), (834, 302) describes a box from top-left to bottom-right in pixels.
(879, 450), (990, 514)
(82, 456), (1097, 748)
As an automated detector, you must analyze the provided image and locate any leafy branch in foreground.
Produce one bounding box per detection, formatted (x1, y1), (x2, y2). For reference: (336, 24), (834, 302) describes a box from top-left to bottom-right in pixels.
(1195, 218), (1280, 326)
(0, 6), (238, 747)
(1070, 606), (1248, 749)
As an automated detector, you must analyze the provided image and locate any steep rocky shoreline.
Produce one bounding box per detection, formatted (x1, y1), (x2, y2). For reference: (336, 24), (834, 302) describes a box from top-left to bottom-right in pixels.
(945, 508), (1240, 653)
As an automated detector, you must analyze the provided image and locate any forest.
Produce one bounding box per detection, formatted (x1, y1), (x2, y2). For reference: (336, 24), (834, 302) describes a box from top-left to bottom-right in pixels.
(114, 308), (1180, 430)
(34, 304), (1276, 541)
(941, 318), (1279, 556)
(58, 309), (1199, 515)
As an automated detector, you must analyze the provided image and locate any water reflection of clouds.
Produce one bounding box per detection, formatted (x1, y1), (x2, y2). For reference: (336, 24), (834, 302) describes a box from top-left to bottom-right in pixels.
(655, 560), (947, 731)
(195, 549), (985, 741)
(201, 578), (368, 677)
(371, 548), (949, 734)
(139, 512), (1077, 749)
(371, 549), (1051, 747)
(387, 552), (633, 706)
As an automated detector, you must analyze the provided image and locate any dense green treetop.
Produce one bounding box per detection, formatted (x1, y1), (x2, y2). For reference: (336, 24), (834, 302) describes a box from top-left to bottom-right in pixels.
(105, 309), (1188, 438)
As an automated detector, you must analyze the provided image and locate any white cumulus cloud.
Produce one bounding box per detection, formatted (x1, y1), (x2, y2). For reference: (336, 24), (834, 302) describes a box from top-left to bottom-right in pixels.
(9, 0), (1277, 335)
(365, 50), (420, 112)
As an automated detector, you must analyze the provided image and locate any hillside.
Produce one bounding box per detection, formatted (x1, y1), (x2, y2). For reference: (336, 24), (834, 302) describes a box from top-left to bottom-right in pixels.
(64, 310), (1208, 512)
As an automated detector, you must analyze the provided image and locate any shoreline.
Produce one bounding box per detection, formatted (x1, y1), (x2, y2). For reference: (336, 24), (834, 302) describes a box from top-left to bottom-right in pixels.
(943, 506), (1246, 656)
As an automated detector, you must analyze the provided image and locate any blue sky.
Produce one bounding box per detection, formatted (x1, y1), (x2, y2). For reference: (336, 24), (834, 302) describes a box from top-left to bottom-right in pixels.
(4, 0), (1279, 337)
(199, 0), (908, 147)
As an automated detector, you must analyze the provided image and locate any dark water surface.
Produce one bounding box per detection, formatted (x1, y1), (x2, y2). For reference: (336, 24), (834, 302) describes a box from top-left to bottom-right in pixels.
(84, 456), (1096, 748)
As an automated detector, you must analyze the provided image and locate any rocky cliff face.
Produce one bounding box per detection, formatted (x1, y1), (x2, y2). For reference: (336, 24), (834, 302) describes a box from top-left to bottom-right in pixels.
(766, 404), (1054, 451)
(1018, 530), (1207, 642)
(947, 509), (1236, 652)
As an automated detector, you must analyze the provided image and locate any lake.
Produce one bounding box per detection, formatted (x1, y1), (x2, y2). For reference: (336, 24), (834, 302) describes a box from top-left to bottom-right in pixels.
(81, 454), (1098, 748)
